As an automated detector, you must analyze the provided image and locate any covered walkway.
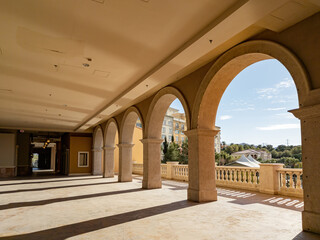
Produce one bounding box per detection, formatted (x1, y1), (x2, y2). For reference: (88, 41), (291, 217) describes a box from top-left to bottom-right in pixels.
(0, 175), (317, 240)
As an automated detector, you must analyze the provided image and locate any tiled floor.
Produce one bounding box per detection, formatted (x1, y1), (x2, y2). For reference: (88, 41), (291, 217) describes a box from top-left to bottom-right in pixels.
(0, 175), (319, 240)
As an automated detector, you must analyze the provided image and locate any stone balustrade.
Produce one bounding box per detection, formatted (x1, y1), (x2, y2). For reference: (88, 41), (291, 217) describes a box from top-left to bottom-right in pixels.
(216, 166), (260, 191)
(132, 163), (143, 175)
(278, 168), (303, 198)
(161, 164), (167, 177)
(132, 162), (303, 198)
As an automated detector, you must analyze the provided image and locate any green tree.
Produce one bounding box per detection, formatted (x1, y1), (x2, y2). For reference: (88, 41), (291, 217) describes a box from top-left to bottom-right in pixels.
(179, 138), (188, 164)
(164, 141), (179, 162)
(163, 137), (168, 155)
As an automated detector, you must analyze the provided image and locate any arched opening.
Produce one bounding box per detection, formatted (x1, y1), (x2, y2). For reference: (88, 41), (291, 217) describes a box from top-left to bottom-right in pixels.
(193, 40), (310, 227)
(143, 87), (190, 189)
(92, 126), (104, 175)
(103, 119), (119, 178)
(119, 107), (143, 182)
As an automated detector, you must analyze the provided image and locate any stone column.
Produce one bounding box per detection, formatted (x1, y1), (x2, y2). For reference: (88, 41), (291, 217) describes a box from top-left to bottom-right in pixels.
(259, 163), (284, 195)
(92, 148), (103, 175)
(141, 138), (163, 189)
(184, 129), (219, 202)
(291, 104), (320, 234)
(117, 143), (134, 182)
(103, 146), (116, 178)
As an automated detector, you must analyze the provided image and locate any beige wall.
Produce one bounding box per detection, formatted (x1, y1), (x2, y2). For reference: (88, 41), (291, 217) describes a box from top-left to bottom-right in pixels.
(69, 136), (92, 174)
(0, 133), (16, 167)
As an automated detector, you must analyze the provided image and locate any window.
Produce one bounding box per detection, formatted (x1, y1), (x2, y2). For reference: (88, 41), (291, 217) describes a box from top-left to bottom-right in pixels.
(78, 152), (89, 167)
(181, 124), (184, 130)
(175, 123), (179, 128)
(168, 135), (172, 141)
(162, 135), (166, 139)
(169, 128), (172, 134)
(175, 130), (179, 134)
(136, 122), (142, 128)
(175, 136), (179, 142)
(181, 137), (184, 142)
(163, 120), (166, 125)
(168, 120), (173, 126)
(162, 127), (166, 133)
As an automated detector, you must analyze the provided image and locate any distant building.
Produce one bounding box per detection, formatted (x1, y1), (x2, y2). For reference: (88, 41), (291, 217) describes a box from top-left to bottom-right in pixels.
(231, 149), (271, 161)
(160, 107), (221, 152)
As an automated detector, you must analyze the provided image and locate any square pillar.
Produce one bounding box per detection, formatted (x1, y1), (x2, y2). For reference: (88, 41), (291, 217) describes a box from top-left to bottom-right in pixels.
(259, 163), (283, 195)
(92, 148), (103, 175)
(185, 129), (219, 202)
(290, 105), (320, 234)
(103, 146), (115, 178)
(141, 138), (163, 189)
(117, 143), (134, 182)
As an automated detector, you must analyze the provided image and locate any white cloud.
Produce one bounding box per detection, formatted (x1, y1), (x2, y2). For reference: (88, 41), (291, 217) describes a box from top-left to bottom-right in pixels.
(220, 115), (232, 120)
(266, 107), (286, 111)
(276, 78), (294, 88)
(275, 113), (295, 119)
(232, 107), (255, 112)
(256, 124), (299, 131)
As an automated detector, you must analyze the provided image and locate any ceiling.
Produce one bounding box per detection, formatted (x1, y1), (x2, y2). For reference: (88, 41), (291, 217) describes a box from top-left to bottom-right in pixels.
(0, 0), (319, 132)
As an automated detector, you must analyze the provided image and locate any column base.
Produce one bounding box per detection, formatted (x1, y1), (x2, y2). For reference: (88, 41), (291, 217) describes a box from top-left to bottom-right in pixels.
(142, 179), (162, 189)
(103, 173), (114, 178)
(118, 176), (132, 182)
(188, 188), (217, 202)
(303, 211), (320, 234)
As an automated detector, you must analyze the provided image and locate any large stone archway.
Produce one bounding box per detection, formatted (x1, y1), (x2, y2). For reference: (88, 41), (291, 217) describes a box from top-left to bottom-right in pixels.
(118, 106), (144, 182)
(142, 86), (190, 189)
(190, 40), (320, 232)
(103, 118), (119, 178)
(92, 126), (104, 175)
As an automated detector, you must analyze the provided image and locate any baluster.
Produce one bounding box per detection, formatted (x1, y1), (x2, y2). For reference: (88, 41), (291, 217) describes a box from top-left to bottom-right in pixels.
(232, 169), (234, 182)
(289, 172), (293, 189)
(235, 170), (238, 182)
(281, 172), (286, 188)
(296, 173), (301, 189)
(253, 170), (257, 184)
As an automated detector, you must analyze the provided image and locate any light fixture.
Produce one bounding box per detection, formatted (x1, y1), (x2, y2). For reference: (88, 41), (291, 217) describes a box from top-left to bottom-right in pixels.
(83, 63), (90, 67)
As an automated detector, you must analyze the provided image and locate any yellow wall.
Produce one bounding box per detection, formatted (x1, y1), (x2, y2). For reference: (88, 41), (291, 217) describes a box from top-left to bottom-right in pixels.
(69, 136), (92, 174)
(113, 126), (143, 174)
(132, 126), (143, 164)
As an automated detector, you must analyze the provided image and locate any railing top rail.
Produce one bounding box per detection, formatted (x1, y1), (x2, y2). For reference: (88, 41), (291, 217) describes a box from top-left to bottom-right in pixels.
(216, 166), (260, 170)
(277, 169), (303, 173)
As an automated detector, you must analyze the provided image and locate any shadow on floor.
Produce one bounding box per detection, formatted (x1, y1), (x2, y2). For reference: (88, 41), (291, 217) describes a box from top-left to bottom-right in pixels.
(0, 176), (103, 187)
(218, 188), (304, 212)
(0, 200), (197, 240)
(0, 181), (120, 195)
(0, 188), (143, 211)
(292, 231), (320, 239)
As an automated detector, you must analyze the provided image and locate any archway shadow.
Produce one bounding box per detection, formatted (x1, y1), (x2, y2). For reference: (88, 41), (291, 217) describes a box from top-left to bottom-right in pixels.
(0, 188), (143, 211)
(292, 231), (320, 240)
(0, 200), (198, 240)
(0, 181), (119, 195)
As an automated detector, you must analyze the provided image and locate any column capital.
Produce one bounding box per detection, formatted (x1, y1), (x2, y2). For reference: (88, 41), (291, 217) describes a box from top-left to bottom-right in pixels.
(91, 148), (103, 152)
(140, 138), (163, 144)
(117, 143), (135, 148)
(103, 145), (116, 150)
(289, 103), (320, 120)
(184, 128), (220, 138)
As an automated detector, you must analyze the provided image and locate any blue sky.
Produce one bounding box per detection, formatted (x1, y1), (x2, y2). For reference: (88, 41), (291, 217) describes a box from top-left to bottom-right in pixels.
(170, 59), (301, 147)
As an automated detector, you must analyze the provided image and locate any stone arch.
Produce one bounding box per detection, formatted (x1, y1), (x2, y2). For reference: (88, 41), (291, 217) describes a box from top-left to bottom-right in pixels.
(92, 125), (104, 175)
(120, 106), (144, 143)
(103, 118), (119, 178)
(144, 86), (190, 139)
(192, 40), (311, 130)
(142, 86), (190, 189)
(118, 106), (143, 182)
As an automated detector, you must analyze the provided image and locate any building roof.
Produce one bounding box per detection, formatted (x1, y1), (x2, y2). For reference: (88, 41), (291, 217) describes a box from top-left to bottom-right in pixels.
(227, 155), (260, 168)
(231, 149), (266, 155)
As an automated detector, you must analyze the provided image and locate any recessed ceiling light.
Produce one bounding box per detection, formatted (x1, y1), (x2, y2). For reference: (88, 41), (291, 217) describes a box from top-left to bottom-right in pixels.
(83, 63), (90, 67)
(91, 0), (104, 3)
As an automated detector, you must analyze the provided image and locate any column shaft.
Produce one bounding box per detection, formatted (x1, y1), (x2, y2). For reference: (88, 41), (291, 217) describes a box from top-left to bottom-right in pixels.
(141, 138), (163, 189)
(118, 143), (134, 182)
(185, 129), (219, 202)
(103, 146), (115, 178)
